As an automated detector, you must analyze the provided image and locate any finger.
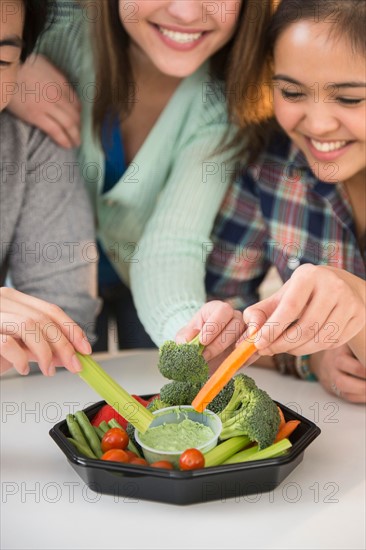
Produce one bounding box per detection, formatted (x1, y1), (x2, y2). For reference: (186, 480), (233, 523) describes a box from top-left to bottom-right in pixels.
(0, 356), (15, 374)
(340, 357), (366, 380)
(258, 302), (336, 357)
(334, 370), (366, 396)
(341, 391), (366, 404)
(0, 312), (54, 375)
(37, 113), (76, 149)
(1, 289), (91, 354)
(331, 371), (366, 403)
(202, 312), (245, 361)
(0, 300), (86, 374)
(200, 302), (236, 347)
(52, 101), (81, 146)
(0, 334), (29, 375)
(243, 292), (282, 331)
(175, 321), (201, 345)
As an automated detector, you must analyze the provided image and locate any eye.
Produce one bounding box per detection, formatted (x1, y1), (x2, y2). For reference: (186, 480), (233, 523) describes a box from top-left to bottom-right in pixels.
(0, 60), (11, 67)
(337, 97), (364, 105)
(280, 89), (305, 101)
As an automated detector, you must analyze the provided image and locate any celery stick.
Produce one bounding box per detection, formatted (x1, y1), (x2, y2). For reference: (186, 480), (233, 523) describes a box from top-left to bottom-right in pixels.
(204, 435), (251, 467)
(77, 353), (154, 434)
(224, 438), (292, 464)
(98, 421), (110, 434)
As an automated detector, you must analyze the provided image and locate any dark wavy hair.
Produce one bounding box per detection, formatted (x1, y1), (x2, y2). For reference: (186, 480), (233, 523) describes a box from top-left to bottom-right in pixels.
(21, 0), (53, 61)
(227, 0), (366, 162)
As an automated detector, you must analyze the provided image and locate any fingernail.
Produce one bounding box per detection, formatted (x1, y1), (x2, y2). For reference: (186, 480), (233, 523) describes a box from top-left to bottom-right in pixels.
(22, 366), (30, 376)
(71, 355), (82, 373)
(48, 366), (56, 377)
(81, 339), (92, 354)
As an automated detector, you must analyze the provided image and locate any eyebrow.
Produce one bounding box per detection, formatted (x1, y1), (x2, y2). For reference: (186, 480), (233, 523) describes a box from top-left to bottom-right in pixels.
(273, 75), (366, 89)
(0, 35), (23, 48)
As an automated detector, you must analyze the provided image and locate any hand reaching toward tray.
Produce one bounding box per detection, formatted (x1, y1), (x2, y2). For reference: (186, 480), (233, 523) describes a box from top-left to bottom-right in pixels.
(175, 300), (245, 364)
(244, 265), (366, 365)
(0, 288), (91, 376)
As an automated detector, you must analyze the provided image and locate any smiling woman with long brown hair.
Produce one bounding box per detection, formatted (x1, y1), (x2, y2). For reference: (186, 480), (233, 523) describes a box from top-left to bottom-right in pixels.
(8, 0), (275, 352)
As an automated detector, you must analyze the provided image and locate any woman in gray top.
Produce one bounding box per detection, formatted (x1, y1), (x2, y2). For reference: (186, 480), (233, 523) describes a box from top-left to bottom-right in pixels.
(0, 0), (99, 376)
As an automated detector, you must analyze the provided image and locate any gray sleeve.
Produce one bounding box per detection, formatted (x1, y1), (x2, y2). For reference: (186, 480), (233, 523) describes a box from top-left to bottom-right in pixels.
(8, 127), (100, 336)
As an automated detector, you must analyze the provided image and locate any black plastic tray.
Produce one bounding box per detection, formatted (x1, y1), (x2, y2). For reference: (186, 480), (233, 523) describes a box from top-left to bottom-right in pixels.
(50, 398), (320, 505)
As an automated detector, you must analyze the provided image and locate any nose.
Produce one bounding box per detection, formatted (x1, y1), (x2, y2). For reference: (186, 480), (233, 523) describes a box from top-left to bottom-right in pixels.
(302, 103), (340, 137)
(167, 1), (204, 25)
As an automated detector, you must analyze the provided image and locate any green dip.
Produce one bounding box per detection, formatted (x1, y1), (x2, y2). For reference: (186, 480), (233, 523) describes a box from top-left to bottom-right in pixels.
(139, 418), (214, 452)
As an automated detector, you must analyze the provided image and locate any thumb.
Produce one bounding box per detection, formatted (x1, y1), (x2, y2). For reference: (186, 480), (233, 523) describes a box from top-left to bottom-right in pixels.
(243, 291), (284, 338)
(175, 325), (200, 345)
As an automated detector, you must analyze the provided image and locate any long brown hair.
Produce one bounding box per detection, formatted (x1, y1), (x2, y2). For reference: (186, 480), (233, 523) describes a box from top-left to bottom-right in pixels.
(91, 0), (275, 140)
(228, 0), (366, 162)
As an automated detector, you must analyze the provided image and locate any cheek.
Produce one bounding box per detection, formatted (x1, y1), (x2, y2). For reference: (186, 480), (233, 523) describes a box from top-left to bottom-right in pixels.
(0, 65), (19, 111)
(346, 110), (366, 141)
(273, 94), (301, 134)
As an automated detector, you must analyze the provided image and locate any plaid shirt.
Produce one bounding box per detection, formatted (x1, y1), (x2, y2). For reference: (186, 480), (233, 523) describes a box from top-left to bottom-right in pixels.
(205, 133), (366, 310)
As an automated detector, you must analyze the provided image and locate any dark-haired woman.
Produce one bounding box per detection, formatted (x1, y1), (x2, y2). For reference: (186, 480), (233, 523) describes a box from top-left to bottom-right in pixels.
(180, 0), (366, 402)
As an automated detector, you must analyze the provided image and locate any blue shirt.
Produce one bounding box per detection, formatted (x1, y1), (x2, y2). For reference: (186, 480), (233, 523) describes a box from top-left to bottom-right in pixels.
(98, 117), (126, 287)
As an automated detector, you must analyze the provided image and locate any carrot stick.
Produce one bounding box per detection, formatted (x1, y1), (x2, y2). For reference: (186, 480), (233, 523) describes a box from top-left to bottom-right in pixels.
(191, 338), (257, 412)
(277, 406), (286, 431)
(274, 420), (301, 443)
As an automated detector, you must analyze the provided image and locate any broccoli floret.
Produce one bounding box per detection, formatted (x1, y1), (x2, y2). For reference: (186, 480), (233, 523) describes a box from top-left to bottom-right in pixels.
(218, 374), (280, 450)
(160, 380), (204, 406)
(146, 397), (169, 412)
(157, 339), (209, 384)
(207, 378), (235, 415)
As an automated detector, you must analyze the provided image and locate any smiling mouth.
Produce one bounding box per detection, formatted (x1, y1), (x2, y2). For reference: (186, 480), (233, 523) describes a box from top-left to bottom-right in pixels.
(309, 138), (351, 153)
(156, 25), (205, 44)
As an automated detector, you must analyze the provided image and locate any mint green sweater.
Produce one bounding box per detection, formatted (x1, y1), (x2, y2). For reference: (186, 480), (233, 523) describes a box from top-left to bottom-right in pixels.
(38, 2), (237, 345)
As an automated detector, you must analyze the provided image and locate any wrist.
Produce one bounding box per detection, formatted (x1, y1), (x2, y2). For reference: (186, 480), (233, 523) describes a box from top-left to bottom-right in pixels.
(273, 353), (317, 381)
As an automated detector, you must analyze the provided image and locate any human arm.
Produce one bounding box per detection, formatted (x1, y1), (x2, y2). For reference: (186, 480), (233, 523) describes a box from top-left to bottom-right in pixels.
(243, 264), (366, 366)
(6, 0), (83, 147)
(7, 54), (81, 149)
(170, 163), (272, 359)
(3, 125), (100, 374)
(129, 77), (274, 347)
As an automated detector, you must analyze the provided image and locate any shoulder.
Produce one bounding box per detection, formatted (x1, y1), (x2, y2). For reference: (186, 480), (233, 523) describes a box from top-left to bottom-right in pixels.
(0, 111), (33, 164)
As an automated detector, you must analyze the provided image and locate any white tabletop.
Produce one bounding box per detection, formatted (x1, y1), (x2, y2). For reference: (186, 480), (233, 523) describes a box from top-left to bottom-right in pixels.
(1, 350), (365, 550)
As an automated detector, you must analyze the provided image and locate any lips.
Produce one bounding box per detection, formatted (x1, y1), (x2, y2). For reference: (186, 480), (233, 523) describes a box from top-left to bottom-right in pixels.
(304, 136), (354, 162)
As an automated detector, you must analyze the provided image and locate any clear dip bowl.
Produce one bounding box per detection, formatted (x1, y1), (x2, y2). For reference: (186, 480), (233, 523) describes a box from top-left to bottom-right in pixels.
(135, 406), (222, 467)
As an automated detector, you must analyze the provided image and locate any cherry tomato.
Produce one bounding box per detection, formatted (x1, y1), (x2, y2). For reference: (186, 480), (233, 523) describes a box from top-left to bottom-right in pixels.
(129, 457), (149, 466)
(101, 449), (129, 463)
(150, 461), (174, 469)
(101, 428), (129, 453)
(179, 448), (205, 470)
(124, 450), (138, 461)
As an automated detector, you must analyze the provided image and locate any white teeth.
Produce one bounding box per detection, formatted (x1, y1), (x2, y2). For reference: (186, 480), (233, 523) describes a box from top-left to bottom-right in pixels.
(310, 139), (348, 152)
(158, 26), (203, 44)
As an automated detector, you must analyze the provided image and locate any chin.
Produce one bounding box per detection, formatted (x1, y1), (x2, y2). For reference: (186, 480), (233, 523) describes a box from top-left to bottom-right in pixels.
(156, 59), (203, 78)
